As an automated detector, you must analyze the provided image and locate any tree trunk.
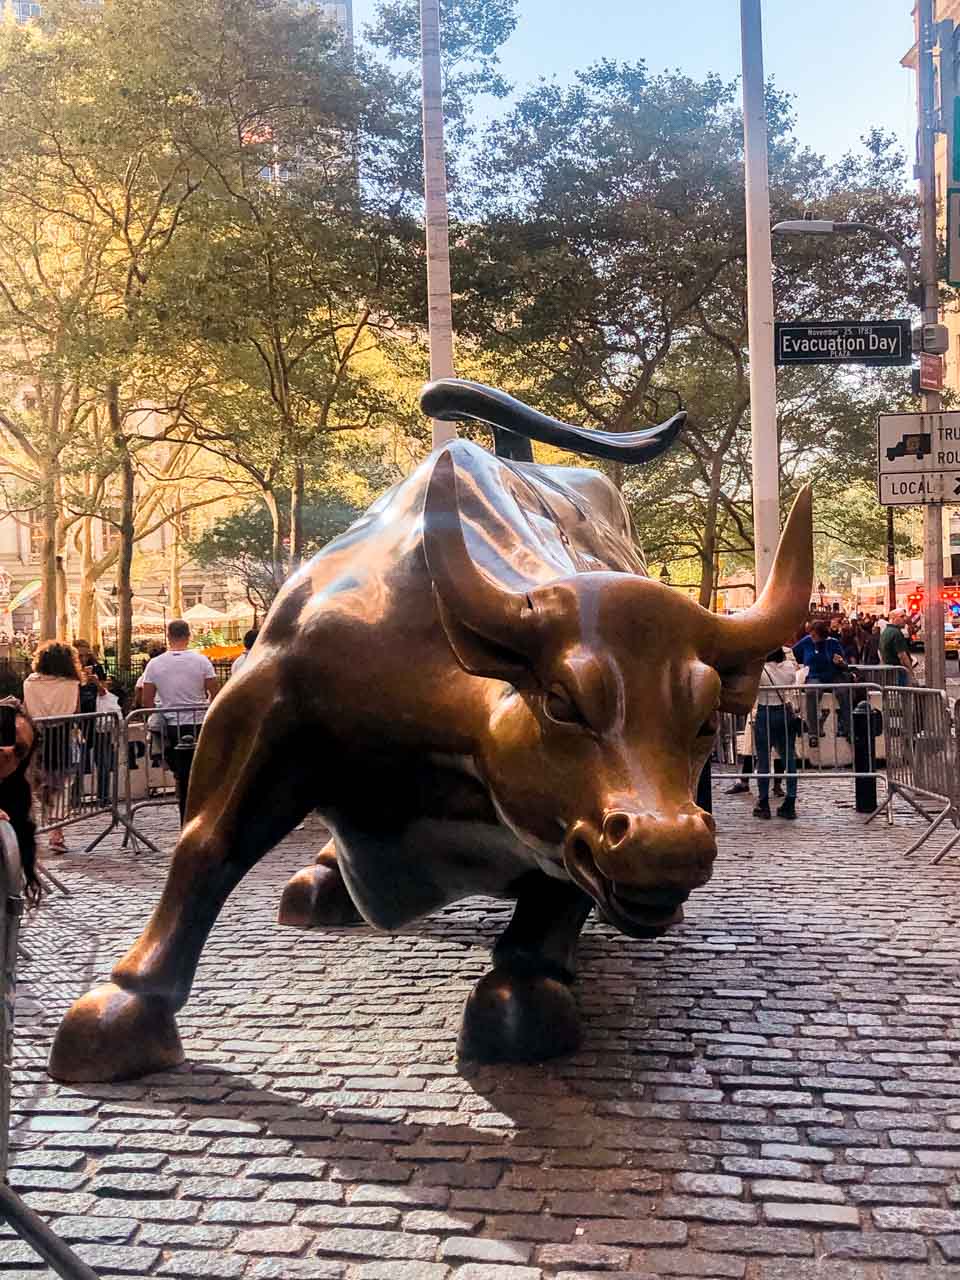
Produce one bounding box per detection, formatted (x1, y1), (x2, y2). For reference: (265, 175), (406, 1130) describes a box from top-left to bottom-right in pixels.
(55, 552), (69, 641)
(264, 487), (283, 593)
(108, 386), (135, 668)
(170, 510), (184, 618)
(420, 0), (457, 447)
(77, 516), (98, 645)
(290, 459), (305, 568)
(698, 458), (723, 610)
(39, 465), (58, 640)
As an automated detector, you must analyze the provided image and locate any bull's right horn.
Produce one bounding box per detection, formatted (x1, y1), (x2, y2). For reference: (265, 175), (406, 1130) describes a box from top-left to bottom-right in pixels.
(711, 484), (814, 668)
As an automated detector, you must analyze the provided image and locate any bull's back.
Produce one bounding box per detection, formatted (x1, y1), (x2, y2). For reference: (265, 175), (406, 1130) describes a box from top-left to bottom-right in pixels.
(260, 440), (645, 661)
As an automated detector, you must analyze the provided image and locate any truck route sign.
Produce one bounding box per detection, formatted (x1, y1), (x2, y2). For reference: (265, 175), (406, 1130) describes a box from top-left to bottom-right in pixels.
(775, 320), (911, 367)
(877, 411), (960, 506)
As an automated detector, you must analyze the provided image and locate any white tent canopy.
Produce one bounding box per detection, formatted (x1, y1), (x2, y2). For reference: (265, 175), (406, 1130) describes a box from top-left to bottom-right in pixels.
(182, 602), (229, 624)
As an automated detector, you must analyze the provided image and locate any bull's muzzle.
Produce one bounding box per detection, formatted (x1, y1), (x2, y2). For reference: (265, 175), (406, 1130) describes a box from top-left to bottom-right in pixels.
(562, 807), (717, 939)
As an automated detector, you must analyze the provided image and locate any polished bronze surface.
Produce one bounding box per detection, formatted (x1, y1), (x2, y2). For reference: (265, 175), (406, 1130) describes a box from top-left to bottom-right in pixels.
(50, 386), (812, 1082)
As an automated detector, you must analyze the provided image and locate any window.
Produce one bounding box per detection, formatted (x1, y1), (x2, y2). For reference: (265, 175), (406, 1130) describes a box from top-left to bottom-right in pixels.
(10, 1), (42, 21)
(100, 510), (120, 555)
(28, 511), (43, 560)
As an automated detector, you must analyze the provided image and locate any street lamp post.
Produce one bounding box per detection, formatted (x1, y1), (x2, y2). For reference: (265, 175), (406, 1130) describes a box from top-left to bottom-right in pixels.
(157, 582), (168, 634)
(771, 218), (913, 630)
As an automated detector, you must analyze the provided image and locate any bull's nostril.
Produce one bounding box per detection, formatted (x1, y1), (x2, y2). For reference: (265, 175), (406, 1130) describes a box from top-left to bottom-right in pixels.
(603, 813), (631, 846)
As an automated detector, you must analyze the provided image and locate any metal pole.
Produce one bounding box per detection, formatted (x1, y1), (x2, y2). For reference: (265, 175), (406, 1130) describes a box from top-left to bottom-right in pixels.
(918, 0), (945, 689)
(419, 0), (457, 448)
(887, 507), (897, 613)
(740, 0), (781, 590)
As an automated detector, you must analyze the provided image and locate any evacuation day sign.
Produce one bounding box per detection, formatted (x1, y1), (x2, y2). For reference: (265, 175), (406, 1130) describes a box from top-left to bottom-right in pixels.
(775, 320), (911, 368)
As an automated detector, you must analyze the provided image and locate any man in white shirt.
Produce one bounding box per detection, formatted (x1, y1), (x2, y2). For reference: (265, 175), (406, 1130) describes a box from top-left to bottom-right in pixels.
(141, 621), (219, 820)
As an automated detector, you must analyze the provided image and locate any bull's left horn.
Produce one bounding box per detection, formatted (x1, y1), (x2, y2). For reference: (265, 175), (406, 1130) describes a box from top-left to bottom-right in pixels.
(712, 484), (813, 667)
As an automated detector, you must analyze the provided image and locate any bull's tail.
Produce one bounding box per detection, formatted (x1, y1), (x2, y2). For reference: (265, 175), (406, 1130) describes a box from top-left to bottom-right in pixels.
(420, 378), (684, 464)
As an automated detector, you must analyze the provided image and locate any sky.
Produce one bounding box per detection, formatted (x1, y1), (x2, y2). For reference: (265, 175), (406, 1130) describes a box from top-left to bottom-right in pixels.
(351, 0), (919, 169)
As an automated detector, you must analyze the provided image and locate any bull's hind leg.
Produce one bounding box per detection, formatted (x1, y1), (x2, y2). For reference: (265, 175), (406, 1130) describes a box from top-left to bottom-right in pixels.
(458, 872), (593, 1063)
(49, 675), (320, 1082)
(277, 837), (363, 929)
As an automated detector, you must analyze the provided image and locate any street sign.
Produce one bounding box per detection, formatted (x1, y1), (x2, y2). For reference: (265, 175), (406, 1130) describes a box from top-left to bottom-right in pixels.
(879, 472), (960, 505)
(775, 320), (911, 367)
(948, 188), (960, 286)
(877, 411), (960, 505)
(920, 352), (944, 391)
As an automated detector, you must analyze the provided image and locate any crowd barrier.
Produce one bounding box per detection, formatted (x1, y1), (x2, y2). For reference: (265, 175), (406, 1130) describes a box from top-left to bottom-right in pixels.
(0, 821), (99, 1279)
(715, 680), (884, 782)
(867, 688), (960, 863)
(122, 703), (209, 853)
(29, 711), (140, 854)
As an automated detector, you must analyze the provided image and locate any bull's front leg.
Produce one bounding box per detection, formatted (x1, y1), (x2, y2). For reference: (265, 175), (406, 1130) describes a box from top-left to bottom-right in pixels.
(49, 673), (320, 1083)
(459, 871), (593, 1063)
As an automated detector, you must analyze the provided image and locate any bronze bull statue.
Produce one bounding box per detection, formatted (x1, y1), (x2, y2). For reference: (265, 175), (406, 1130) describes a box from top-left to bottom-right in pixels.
(50, 380), (812, 1081)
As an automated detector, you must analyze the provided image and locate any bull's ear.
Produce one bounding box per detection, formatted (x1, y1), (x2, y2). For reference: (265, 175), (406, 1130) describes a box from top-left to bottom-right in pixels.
(718, 661), (763, 714)
(434, 595), (540, 688)
(424, 450), (541, 688)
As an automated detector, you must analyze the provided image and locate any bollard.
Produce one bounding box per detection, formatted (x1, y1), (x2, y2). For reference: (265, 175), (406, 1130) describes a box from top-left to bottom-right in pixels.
(852, 700), (881, 813)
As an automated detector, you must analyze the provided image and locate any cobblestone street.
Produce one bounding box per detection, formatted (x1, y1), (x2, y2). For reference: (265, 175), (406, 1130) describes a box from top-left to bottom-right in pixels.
(2, 783), (960, 1280)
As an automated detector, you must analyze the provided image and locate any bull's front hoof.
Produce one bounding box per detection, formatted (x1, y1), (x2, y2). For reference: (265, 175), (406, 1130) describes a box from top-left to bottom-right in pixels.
(457, 968), (581, 1064)
(277, 862), (363, 929)
(48, 983), (184, 1083)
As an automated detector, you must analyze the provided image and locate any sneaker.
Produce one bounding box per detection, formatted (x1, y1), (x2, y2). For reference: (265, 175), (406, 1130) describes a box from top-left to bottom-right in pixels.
(752, 802), (771, 819)
(725, 782), (750, 795)
(777, 799), (797, 820)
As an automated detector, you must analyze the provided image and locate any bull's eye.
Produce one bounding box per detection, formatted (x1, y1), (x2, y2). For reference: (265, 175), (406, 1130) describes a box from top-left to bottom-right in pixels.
(544, 685), (587, 728)
(697, 711), (720, 738)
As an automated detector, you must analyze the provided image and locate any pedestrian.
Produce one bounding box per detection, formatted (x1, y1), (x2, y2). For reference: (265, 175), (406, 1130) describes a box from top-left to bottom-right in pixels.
(22, 640), (82, 853)
(140, 620), (219, 821)
(752, 648), (800, 821)
(0, 696), (42, 905)
(93, 676), (122, 809)
(231, 628), (259, 677)
(879, 608), (913, 686)
(792, 619), (846, 746)
(861, 623), (881, 665)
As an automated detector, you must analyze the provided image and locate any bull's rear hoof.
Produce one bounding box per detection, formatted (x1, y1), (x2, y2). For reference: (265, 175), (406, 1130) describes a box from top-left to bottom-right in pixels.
(48, 984), (184, 1083)
(277, 862), (363, 929)
(457, 968), (581, 1064)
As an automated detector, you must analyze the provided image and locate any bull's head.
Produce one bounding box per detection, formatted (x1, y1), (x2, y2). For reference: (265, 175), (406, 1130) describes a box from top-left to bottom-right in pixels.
(424, 451), (813, 938)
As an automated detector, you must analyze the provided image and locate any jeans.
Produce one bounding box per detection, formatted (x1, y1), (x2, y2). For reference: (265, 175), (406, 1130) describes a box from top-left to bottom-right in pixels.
(755, 705), (797, 803)
(93, 734), (116, 808)
(806, 677), (851, 739)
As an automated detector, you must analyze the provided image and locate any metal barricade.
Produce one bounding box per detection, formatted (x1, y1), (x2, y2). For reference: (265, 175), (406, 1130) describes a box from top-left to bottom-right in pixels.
(0, 821), (99, 1279)
(123, 703), (209, 852)
(30, 712), (139, 854)
(866, 686), (959, 861)
(714, 681), (883, 783)
(850, 664), (908, 687)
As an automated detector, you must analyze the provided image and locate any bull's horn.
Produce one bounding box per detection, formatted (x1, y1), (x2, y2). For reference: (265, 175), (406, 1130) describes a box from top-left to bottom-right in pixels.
(422, 449), (533, 653)
(712, 484), (813, 667)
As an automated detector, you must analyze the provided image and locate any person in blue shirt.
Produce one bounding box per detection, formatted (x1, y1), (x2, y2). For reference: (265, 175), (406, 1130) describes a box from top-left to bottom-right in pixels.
(793, 619), (848, 744)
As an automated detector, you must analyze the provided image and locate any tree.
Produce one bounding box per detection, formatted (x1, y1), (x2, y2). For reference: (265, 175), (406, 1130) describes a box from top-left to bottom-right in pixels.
(456, 66), (917, 595)
(0, 0), (365, 658)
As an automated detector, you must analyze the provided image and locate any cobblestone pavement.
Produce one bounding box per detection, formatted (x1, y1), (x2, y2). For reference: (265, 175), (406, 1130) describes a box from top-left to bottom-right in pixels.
(2, 781), (960, 1279)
